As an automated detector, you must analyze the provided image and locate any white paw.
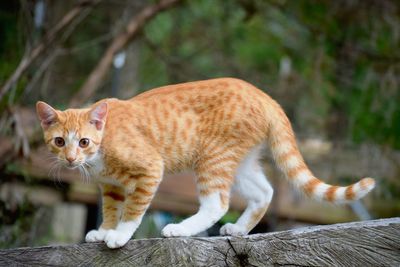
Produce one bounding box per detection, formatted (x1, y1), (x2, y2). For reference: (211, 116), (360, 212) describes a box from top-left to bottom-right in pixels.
(103, 221), (137, 249)
(85, 228), (109, 242)
(220, 223), (248, 236)
(104, 229), (131, 249)
(161, 224), (191, 237)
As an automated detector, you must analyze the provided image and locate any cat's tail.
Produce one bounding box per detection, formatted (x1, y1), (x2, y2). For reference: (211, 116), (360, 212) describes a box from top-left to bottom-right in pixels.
(266, 101), (375, 204)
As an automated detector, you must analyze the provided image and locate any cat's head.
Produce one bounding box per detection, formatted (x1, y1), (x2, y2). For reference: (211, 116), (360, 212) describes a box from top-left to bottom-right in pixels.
(36, 101), (108, 169)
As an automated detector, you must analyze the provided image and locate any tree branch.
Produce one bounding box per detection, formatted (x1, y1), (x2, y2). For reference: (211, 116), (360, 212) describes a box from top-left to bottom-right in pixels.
(69, 0), (183, 107)
(0, 0), (102, 102)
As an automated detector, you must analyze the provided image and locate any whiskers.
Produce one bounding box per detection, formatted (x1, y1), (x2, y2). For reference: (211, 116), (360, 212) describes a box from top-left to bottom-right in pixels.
(46, 152), (93, 185)
(47, 155), (63, 188)
(78, 161), (92, 184)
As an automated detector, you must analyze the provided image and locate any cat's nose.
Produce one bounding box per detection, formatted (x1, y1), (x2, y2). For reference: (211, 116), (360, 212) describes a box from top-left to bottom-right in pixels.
(66, 157), (76, 163)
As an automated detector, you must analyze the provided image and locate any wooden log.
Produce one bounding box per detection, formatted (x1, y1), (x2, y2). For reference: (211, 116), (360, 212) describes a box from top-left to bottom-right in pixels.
(0, 218), (399, 266)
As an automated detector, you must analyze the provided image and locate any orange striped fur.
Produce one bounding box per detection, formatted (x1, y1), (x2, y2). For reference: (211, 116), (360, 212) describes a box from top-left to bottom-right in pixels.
(36, 77), (375, 247)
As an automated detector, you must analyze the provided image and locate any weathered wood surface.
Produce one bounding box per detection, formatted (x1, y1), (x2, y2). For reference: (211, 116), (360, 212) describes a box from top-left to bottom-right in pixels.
(0, 217), (399, 267)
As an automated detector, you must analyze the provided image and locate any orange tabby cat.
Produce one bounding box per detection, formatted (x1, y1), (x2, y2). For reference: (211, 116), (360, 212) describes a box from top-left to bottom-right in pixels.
(36, 78), (375, 248)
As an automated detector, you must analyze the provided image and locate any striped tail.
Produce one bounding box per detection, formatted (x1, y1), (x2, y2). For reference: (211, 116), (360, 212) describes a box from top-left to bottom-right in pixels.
(267, 104), (375, 204)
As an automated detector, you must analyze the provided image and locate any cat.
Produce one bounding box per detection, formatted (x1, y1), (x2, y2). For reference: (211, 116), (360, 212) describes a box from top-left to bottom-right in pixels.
(36, 78), (375, 248)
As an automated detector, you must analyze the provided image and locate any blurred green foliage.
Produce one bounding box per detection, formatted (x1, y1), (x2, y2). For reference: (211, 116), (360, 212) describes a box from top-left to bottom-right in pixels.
(0, 1), (25, 111)
(140, 0), (400, 148)
(1, 0), (398, 148)
(0, 2), (22, 82)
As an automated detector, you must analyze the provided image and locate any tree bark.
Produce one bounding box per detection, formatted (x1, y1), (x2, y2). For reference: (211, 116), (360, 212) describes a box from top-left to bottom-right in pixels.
(69, 0), (182, 108)
(0, 217), (399, 266)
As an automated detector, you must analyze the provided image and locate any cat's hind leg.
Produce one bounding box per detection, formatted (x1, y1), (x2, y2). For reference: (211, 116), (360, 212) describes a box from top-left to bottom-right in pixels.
(161, 191), (229, 237)
(220, 145), (273, 236)
(161, 151), (238, 237)
(85, 184), (125, 242)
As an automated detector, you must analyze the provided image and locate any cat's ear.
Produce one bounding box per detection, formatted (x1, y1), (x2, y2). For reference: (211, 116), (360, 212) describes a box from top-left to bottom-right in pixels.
(89, 102), (108, 130)
(36, 101), (58, 129)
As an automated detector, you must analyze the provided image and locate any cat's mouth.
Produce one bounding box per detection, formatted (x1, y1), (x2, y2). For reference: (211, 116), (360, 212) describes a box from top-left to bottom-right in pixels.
(57, 160), (91, 183)
(65, 163), (79, 169)
(63, 161), (81, 169)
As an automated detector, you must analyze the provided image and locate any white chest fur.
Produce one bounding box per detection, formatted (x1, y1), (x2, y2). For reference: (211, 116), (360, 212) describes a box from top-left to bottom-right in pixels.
(86, 152), (104, 175)
(87, 153), (122, 186)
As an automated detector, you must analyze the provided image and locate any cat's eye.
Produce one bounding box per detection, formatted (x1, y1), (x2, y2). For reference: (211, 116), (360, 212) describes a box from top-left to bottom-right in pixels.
(54, 137), (65, 147)
(79, 138), (90, 148)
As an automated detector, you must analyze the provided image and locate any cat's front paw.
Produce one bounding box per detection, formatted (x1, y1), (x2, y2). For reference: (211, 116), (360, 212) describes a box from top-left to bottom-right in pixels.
(104, 229), (131, 249)
(220, 223), (248, 236)
(103, 221), (137, 249)
(161, 224), (191, 237)
(85, 228), (109, 242)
